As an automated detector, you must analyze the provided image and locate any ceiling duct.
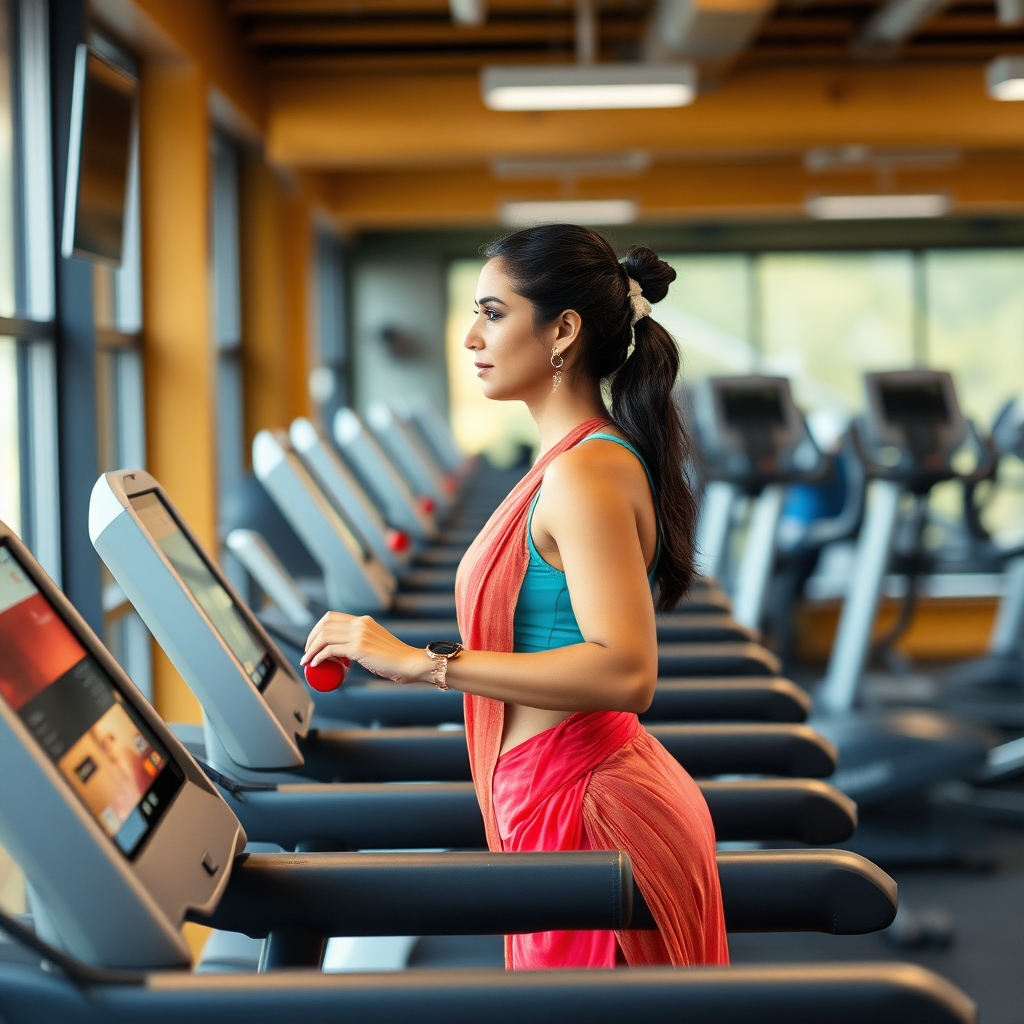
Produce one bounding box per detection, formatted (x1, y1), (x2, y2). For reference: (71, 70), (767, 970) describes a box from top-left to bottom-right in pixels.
(852, 0), (953, 54)
(645, 0), (777, 77)
(450, 0), (486, 26)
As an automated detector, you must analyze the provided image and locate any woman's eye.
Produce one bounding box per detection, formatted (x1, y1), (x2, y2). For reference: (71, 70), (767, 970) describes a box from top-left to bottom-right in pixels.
(484, 309), (500, 321)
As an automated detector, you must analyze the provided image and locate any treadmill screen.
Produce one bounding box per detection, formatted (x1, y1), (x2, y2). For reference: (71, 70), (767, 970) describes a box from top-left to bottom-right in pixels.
(0, 544), (183, 857)
(128, 491), (275, 691)
(879, 382), (949, 424)
(721, 386), (785, 428)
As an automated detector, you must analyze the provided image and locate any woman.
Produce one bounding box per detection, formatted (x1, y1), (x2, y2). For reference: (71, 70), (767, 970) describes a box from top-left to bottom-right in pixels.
(302, 225), (728, 971)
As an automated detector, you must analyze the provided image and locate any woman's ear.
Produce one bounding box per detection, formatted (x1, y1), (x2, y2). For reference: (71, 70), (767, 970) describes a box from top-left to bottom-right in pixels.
(553, 309), (582, 355)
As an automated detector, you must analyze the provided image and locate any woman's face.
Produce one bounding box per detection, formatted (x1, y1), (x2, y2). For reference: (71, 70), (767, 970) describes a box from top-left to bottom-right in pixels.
(464, 259), (577, 403)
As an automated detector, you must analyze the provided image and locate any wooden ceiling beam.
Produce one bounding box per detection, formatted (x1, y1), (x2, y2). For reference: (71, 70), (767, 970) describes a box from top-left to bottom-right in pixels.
(266, 64), (1024, 170)
(262, 51), (584, 74)
(319, 152), (1024, 229)
(227, 0), (626, 14)
(245, 17), (639, 47)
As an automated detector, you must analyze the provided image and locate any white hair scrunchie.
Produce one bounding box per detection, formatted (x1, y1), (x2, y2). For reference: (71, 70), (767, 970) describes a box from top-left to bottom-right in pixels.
(628, 277), (652, 327)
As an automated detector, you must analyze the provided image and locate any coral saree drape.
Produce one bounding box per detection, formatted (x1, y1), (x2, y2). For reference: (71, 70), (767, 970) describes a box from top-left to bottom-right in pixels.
(454, 418), (729, 970)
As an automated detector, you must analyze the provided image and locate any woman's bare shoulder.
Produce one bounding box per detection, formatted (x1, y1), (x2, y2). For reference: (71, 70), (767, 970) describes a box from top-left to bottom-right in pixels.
(542, 431), (646, 500)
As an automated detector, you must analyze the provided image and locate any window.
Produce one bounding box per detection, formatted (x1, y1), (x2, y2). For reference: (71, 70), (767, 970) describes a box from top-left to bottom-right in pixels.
(310, 225), (349, 425)
(0, 0), (59, 581)
(89, 33), (151, 702)
(211, 131), (244, 516)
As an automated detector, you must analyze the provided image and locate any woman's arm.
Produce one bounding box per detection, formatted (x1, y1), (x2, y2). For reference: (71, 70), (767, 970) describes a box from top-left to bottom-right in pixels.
(301, 444), (659, 713)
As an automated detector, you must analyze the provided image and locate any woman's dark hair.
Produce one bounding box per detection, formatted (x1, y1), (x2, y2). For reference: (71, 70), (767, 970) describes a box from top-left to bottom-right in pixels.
(483, 224), (697, 610)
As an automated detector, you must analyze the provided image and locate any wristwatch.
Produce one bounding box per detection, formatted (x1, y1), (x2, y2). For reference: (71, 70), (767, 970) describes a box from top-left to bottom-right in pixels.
(425, 640), (464, 690)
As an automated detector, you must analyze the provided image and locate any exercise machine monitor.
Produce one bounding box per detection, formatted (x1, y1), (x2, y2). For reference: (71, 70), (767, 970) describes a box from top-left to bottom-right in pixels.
(90, 470), (314, 774)
(0, 522), (244, 968)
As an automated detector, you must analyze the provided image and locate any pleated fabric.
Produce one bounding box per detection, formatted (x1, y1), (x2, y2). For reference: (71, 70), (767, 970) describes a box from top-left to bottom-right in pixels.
(454, 418), (729, 970)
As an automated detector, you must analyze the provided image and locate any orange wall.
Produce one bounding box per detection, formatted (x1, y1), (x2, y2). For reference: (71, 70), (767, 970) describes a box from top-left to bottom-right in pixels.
(139, 59), (212, 726)
(795, 597), (998, 664)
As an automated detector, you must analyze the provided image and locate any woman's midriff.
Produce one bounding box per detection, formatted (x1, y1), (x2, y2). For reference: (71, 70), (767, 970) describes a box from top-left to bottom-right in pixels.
(499, 704), (573, 756)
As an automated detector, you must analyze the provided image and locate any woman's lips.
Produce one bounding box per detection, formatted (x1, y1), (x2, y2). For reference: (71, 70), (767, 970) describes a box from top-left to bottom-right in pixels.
(474, 362), (493, 377)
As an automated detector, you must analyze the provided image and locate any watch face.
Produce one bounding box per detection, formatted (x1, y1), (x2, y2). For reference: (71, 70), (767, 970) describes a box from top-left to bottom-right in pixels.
(428, 640), (463, 657)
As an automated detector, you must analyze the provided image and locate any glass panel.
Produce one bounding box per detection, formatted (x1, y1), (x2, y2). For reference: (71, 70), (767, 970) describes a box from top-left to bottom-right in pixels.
(759, 252), (916, 414)
(0, 0), (15, 320)
(0, 337), (17, 535)
(925, 249), (1024, 539)
(657, 255), (754, 381)
(445, 258), (538, 466)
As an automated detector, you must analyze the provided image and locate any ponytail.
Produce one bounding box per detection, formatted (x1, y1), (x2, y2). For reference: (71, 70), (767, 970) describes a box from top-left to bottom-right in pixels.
(482, 227), (698, 610)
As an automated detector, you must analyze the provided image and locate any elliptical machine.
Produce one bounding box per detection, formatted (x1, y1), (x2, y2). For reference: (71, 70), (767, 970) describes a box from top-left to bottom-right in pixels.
(815, 370), (996, 864)
(940, 396), (1024, 725)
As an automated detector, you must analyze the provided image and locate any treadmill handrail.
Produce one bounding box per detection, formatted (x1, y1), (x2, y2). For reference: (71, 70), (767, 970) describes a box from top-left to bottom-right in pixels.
(295, 722), (837, 783)
(0, 959), (977, 1023)
(192, 847), (894, 938)
(214, 777), (855, 849)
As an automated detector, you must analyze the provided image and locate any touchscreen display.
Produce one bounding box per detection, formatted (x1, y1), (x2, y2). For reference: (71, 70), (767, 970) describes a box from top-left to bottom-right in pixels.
(128, 491), (275, 691)
(0, 544), (183, 857)
(880, 382), (949, 424)
(721, 386), (785, 428)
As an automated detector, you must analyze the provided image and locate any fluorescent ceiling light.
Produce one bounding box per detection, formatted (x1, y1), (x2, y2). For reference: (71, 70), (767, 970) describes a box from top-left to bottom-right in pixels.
(499, 199), (638, 226)
(806, 193), (950, 220)
(986, 55), (1024, 100)
(492, 150), (651, 180)
(481, 64), (696, 111)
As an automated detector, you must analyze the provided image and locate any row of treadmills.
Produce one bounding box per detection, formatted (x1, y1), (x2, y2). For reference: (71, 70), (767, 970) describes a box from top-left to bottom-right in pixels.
(0, 389), (979, 1021)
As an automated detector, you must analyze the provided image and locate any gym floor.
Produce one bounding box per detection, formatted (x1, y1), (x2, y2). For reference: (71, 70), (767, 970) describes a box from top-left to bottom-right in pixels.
(730, 823), (1024, 1024)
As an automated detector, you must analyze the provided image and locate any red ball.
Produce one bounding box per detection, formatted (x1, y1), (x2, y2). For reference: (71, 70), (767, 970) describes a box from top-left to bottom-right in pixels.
(304, 658), (350, 692)
(418, 496), (436, 515)
(386, 529), (411, 553)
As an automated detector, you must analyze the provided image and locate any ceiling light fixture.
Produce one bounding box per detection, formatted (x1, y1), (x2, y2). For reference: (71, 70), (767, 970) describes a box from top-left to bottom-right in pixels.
(481, 63), (697, 111)
(499, 199), (638, 226)
(492, 151), (651, 180)
(986, 55), (1024, 100)
(806, 193), (950, 220)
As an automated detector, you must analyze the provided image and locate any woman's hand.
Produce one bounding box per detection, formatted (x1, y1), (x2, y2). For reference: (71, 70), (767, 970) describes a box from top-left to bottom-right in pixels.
(301, 612), (431, 684)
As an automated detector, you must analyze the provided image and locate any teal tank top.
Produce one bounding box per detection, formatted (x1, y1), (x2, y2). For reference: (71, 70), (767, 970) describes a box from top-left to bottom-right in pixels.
(512, 433), (660, 654)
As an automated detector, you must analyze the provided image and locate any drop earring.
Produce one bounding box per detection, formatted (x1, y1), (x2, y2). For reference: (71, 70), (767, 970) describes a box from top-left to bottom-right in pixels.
(551, 347), (564, 392)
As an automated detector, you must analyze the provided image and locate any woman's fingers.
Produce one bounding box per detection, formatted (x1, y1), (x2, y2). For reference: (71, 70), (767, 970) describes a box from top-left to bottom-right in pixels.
(310, 643), (353, 668)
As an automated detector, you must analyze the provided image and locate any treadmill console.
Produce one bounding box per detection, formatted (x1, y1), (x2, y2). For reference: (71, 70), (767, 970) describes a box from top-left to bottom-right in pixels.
(89, 470), (314, 773)
(697, 375), (821, 488)
(863, 370), (966, 475)
(333, 407), (436, 541)
(253, 429), (397, 614)
(0, 524), (244, 968)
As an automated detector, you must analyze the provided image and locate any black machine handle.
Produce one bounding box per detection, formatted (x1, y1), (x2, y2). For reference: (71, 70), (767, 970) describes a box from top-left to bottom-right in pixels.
(220, 777), (855, 850)
(298, 722), (836, 783)
(192, 847), (893, 938)
(643, 677), (810, 723)
(717, 849), (895, 935)
(196, 850), (635, 938)
(647, 723), (837, 778)
(701, 779), (856, 844)
(312, 675), (811, 728)
(0, 959), (975, 1024)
